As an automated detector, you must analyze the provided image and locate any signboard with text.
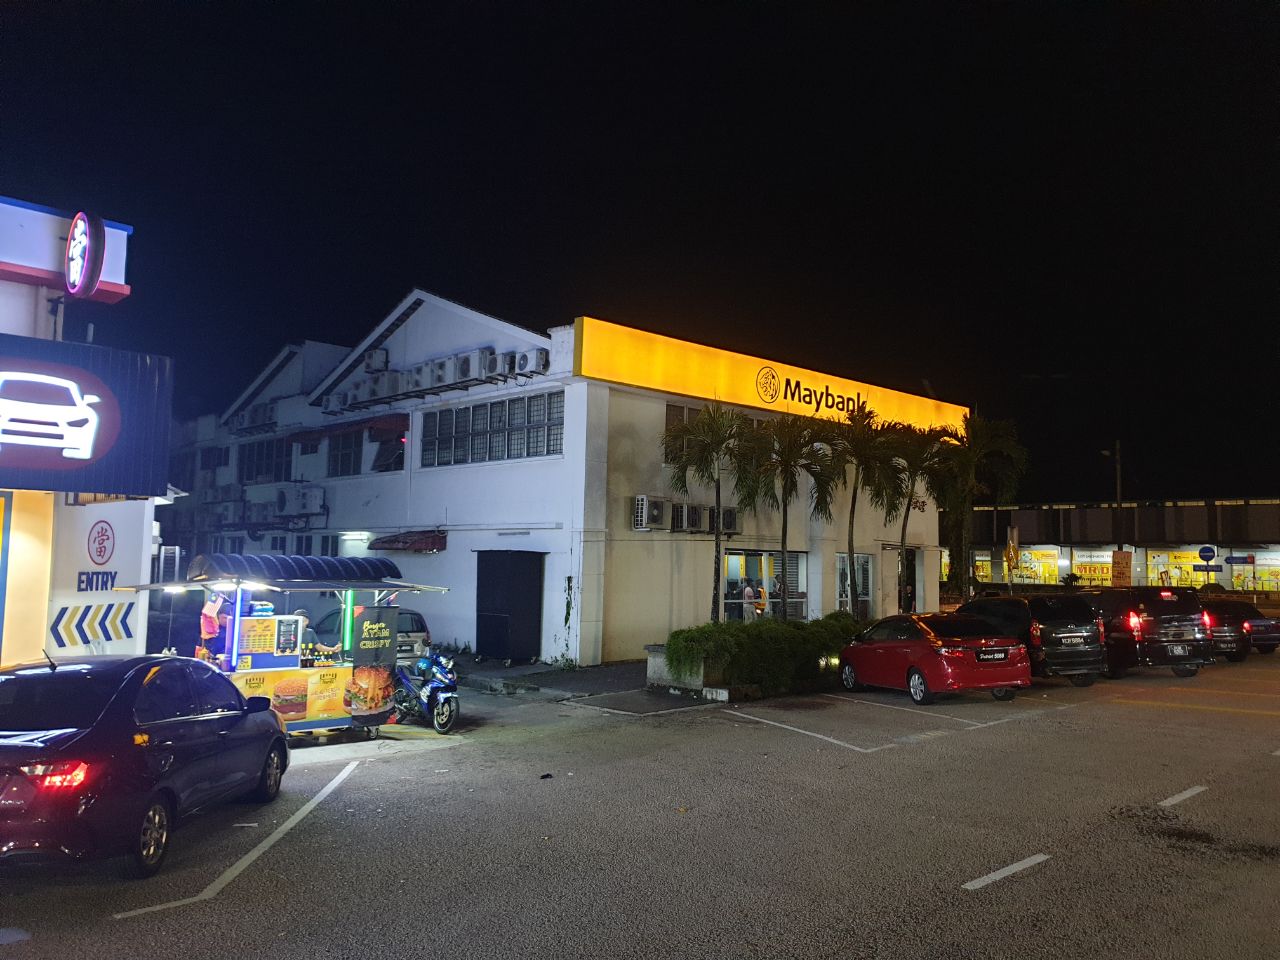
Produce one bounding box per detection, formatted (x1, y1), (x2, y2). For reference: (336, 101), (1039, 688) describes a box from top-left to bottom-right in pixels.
(349, 606), (398, 727)
(1111, 551), (1134, 588)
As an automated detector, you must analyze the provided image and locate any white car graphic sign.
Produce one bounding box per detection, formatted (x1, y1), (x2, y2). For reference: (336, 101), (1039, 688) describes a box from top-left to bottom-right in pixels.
(0, 372), (101, 460)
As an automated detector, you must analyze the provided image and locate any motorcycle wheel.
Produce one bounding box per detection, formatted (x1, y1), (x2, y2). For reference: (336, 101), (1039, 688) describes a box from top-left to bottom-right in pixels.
(432, 697), (459, 734)
(392, 689), (418, 723)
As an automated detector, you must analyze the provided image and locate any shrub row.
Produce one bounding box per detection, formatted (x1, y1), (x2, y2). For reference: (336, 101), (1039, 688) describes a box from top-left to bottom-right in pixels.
(665, 610), (870, 696)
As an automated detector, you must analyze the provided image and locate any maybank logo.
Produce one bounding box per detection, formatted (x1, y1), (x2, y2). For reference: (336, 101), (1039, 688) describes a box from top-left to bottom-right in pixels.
(755, 366), (781, 403)
(783, 377), (863, 416)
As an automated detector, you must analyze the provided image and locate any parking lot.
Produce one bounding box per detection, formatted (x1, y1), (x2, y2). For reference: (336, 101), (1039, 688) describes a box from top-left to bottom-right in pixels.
(2, 656), (1277, 959)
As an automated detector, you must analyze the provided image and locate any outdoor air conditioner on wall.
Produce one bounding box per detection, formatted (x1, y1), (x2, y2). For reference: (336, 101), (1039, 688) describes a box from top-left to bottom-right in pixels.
(685, 504), (706, 533)
(276, 485), (325, 517)
(516, 348), (550, 375)
(321, 392), (347, 415)
(484, 350), (516, 379)
(431, 356), (457, 387)
(349, 378), (376, 405)
(670, 503), (691, 532)
(363, 348), (389, 373)
(633, 495), (669, 532)
(371, 370), (403, 399)
(454, 350), (484, 386)
(710, 506), (740, 535)
(403, 363), (431, 392)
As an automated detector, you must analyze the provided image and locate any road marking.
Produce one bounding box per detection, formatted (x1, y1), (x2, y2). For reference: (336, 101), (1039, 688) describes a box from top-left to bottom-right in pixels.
(724, 710), (895, 753)
(1111, 698), (1280, 719)
(113, 760), (359, 920)
(1158, 785), (1207, 808)
(0, 930), (31, 946)
(821, 693), (984, 726)
(231, 822), (258, 828)
(1157, 686), (1280, 699)
(1272, 748), (1280, 756)
(962, 854), (1050, 891)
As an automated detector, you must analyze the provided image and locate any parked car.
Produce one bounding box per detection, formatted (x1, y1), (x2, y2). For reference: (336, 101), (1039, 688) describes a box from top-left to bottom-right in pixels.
(838, 614), (1031, 705)
(957, 594), (1105, 687)
(1080, 587), (1214, 678)
(0, 655), (288, 878)
(1201, 599), (1280, 660)
(313, 607), (430, 659)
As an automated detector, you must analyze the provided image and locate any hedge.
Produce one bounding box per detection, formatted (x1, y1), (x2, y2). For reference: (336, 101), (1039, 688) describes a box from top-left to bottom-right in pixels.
(665, 610), (870, 696)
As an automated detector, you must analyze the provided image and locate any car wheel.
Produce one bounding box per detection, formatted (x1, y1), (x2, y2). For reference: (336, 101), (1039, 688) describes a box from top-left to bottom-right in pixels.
(1068, 674), (1098, 688)
(1104, 662), (1127, 680)
(1171, 665), (1199, 678)
(1256, 644), (1276, 655)
(907, 669), (933, 706)
(249, 743), (286, 802)
(1225, 651), (1248, 663)
(840, 663), (862, 691)
(991, 687), (1016, 702)
(123, 794), (172, 879)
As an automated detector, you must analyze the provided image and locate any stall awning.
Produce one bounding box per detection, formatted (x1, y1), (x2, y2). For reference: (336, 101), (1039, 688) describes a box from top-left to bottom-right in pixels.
(117, 552), (448, 594)
(289, 412), (409, 445)
(368, 530), (448, 553)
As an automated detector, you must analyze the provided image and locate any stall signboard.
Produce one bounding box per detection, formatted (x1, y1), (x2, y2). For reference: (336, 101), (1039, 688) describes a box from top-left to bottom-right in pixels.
(1111, 551), (1134, 587)
(1071, 548), (1114, 585)
(349, 606), (397, 727)
(0, 333), (172, 496)
(231, 666), (352, 729)
(235, 615), (303, 671)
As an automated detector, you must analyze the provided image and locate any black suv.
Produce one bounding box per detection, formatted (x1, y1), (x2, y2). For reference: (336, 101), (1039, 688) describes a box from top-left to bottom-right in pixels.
(957, 594), (1105, 686)
(1080, 587), (1214, 678)
(1200, 599), (1280, 661)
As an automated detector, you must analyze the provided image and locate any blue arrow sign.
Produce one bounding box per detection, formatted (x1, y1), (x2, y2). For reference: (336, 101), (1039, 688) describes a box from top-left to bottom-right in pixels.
(49, 608), (68, 648)
(1198, 546), (1216, 563)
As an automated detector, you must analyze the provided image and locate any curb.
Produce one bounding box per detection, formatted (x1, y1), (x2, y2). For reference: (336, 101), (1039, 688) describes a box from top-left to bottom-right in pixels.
(457, 673), (582, 700)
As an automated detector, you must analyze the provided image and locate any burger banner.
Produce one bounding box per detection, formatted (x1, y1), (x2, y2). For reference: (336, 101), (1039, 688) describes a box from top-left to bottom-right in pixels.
(231, 667), (351, 725)
(349, 606), (398, 727)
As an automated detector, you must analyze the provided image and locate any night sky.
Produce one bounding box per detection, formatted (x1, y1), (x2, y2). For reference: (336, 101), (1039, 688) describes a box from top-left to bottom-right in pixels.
(3, 3), (1275, 503)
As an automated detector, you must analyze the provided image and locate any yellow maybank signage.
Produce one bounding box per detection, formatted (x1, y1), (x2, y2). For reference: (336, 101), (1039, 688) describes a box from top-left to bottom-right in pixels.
(573, 316), (967, 430)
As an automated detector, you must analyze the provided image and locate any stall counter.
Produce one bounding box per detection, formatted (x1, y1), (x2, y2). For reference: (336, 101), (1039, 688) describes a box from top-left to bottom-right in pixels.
(230, 664), (355, 733)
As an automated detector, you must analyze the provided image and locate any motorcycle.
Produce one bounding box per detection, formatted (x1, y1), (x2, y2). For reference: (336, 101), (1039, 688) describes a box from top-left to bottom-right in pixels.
(392, 649), (460, 734)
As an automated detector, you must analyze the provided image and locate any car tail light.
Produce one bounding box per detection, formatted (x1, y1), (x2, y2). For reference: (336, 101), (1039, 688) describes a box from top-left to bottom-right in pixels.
(1159, 590), (1175, 600)
(937, 646), (967, 658)
(1029, 620), (1042, 647)
(1095, 617), (1106, 640)
(1127, 610), (1143, 638)
(1243, 621), (1252, 634)
(1202, 610), (1213, 631)
(20, 760), (90, 790)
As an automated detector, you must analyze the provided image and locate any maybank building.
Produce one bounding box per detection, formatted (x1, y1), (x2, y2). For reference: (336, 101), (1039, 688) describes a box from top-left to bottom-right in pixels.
(165, 292), (966, 666)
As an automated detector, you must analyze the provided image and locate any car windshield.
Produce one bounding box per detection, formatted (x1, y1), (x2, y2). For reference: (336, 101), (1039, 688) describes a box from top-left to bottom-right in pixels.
(0, 667), (119, 731)
(926, 617), (998, 639)
(0, 379), (76, 405)
(1028, 597), (1097, 622)
(1205, 601), (1262, 619)
(1134, 589), (1201, 615)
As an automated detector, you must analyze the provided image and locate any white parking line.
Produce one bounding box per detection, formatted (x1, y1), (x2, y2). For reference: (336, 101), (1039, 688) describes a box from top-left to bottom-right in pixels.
(821, 693), (984, 726)
(1273, 748), (1280, 757)
(113, 760), (359, 920)
(1157, 785), (1207, 808)
(962, 854), (1050, 890)
(0, 929), (31, 946)
(724, 710), (895, 753)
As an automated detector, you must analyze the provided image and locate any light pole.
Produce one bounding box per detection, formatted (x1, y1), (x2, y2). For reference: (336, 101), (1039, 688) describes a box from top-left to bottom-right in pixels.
(1100, 440), (1121, 503)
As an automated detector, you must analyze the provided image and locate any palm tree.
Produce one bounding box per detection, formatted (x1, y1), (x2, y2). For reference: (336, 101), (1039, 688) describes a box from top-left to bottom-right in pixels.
(829, 401), (903, 611)
(661, 402), (751, 622)
(937, 412), (1027, 600)
(886, 424), (952, 613)
(736, 414), (842, 621)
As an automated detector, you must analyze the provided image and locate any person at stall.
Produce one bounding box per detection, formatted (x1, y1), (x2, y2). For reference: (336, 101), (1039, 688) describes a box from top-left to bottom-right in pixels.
(299, 608), (339, 656)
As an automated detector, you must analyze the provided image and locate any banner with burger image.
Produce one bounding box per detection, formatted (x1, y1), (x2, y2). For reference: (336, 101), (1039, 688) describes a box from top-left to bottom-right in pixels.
(232, 668), (353, 726)
(347, 606), (398, 727)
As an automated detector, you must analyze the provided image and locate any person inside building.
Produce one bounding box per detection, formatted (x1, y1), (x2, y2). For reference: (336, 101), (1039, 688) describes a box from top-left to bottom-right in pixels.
(742, 579), (757, 620)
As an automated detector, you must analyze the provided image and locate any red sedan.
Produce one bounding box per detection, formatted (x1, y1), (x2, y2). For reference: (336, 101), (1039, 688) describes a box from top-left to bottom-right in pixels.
(838, 614), (1031, 705)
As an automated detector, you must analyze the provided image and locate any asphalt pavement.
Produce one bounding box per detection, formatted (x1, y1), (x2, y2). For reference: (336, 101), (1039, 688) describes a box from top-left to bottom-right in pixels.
(2, 656), (1278, 959)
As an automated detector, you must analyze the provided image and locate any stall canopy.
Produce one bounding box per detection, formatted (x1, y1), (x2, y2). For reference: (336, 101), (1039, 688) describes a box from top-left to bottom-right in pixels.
(120, 552), (448, 594)
(368, 530), (447, 553)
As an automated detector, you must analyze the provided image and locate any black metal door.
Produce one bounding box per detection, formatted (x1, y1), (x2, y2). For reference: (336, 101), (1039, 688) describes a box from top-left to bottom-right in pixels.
(476, 551), (545, 661)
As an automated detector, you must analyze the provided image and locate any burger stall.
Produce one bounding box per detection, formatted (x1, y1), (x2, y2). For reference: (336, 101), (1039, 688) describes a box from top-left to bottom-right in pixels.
(124, 553), (447, 734)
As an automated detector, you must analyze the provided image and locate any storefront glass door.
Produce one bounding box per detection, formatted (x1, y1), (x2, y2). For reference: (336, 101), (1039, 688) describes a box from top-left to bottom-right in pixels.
(723, 550), (807, 620)
(836, 553), (872, 620)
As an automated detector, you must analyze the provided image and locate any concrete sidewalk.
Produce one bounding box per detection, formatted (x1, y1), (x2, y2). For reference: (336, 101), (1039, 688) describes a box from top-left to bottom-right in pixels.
(456, 659), (647, 699)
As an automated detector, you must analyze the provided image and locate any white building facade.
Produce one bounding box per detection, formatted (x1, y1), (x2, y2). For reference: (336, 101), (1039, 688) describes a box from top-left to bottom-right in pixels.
(165, 290), (967, 665)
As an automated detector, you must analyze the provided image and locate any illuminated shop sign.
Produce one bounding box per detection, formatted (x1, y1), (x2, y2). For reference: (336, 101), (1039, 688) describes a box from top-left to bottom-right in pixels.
(64, 211), (106, 299)
(573, 316), (967, 430)
(0, 333), (172, 496)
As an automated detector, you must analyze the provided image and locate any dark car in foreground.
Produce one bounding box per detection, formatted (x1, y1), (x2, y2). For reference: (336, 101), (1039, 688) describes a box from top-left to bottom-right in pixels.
(1081, 587), (1214, 678)
(1201, 599), (1280, 660)
(0, 656), (288, 878)
(957, 594), (1105, 686)
(839, 614), (1031, 705)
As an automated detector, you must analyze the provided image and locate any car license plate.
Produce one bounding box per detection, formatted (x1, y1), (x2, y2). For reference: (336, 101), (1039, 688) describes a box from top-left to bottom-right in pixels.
(976, 650), (1008, 662)
(1168, 644), (1189, 657)
(1059, 636), (1085, 645)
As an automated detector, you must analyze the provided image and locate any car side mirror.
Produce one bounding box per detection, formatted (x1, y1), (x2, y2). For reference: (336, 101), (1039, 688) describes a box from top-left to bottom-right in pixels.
(245, 696), (272, 714)
(83, 394), (100, 404)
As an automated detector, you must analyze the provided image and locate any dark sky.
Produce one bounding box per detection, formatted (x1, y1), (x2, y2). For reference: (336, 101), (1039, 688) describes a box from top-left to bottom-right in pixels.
(3, 2), (1276, 503)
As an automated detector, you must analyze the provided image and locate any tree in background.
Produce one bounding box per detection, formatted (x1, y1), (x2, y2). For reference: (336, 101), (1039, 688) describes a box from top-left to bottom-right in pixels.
(887, 424), (952, 612)
(737, 414), (842, 621)
(661, 402), (752, 622)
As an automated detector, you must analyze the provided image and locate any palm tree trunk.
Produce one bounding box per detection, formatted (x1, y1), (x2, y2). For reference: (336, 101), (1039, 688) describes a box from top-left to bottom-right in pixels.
(958, 494), (972, 600)
(898, 473), (915, 613)
(779, 495), (790, 621)
(711, 474), (722, 622)
(846, 465), (860, 613)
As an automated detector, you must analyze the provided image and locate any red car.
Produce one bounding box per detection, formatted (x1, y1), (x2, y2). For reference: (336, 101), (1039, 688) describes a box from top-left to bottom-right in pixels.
(838, 614), (1032, 705)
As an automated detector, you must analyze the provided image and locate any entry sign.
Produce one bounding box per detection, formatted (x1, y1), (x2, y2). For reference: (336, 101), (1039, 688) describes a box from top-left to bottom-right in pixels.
(1198, 546), (1216, 563)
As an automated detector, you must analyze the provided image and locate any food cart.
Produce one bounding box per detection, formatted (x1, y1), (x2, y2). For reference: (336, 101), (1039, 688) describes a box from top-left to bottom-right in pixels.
(124, 553), (447, 735)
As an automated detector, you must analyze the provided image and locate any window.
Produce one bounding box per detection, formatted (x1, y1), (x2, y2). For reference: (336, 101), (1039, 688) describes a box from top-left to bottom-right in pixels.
(226, 536), (245, 554)
(398, 612), (427, 634)
(372, 431), (406, 472)
(328, 430), (364, 477)
(421, 411), (437, 468)
(134, 663), (198, 724)
(527, 395), (545, 424)
(190, 663), (243, 714)
(508, 428), (526, 458)
(508, 397), (526, 428)
(199, 446), (228, 470)
(269, 535), (287, 552)
(547, 390), (564, 422)
(488, 430), (506, 461)
(319, 534), (339, 557)
(295, 535), (313, 556)
(299, 440), (320, 456)
(490, 401), (506, 431)
(0, 671), (118, 731)
(527, 425), (546, 457)
(239, 438), (292, 484)
(419, 390), (564, 467)
(472, 403), (489, 433)
(471, 433), (488, 463)
(547, 423), (564, 455)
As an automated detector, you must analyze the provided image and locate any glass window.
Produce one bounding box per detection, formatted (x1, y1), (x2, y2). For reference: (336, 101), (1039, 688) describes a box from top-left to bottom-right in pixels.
(227, 536), (245, 554)
(454, 407), (471, 436)
(421, 438), (437, 468)
(238, 437), (292, 484)
(547, 423), (564, 455)
(1027, 596), (1096, 622)
(0, 669), (119, 731)
(472, 403), (489, 433)
(319, 534), (339, 557)
(508, 429), (526, 458)
(372, 432), (405, 472)
(548, 391), (564, 422)
(489, 431), (506, 460)
(199, 447), (224, 470)
(471, 434), (488, 462)
(328, 431), (364, 477)
(863, 621), (897, 643)
(269, 535), (287, 552)
(398, 612), (427, 634)
(508, 397), (527, 428)
(527, 394), (546, 424)
(925, 616), (1004, 639)
(296, 534), (313, 556)
(490, 401), (507, 431)
(436, 434), (454, 466)
(191, 663), (243, 714)
(438, 408), (454, 438)
(527, 425), (546, 457)
(453, 436), (470, 464)
(422, 411), (438, 438)
(665, 403), (686, 432)
(134, 663), (198, 724)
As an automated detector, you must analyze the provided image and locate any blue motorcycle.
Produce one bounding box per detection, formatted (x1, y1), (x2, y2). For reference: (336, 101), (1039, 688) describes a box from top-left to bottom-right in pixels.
(392, 650), (460, 733)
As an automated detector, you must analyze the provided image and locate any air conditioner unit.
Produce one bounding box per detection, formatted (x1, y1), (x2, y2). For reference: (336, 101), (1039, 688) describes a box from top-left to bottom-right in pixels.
(670, 503), (695, 532)
(454, 350), (484, 386)
(710, 506), (740, 535)
(248, 401), (277, 427)
(348, 378), (376, 405)
(403, 363), (431, 392)
(199, 488), (219, 504)
(246, 502), (275, 524)
(633, 494), (669, 532)
(684, 504), (706, 533)
(231, 411), (251, 432)
(321, 392), (347, 415)
(371, 370), (403, 399)
(217, 483), (242, 502)
(516, 348), (550, 375)
(299, 486), (325, 515)
(363, 348), (389, 373)
(431, 356), (457, 387)
(484, 350), (516, 380)
(276, 485), (325, 517)
(215, 502), (241, 526)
